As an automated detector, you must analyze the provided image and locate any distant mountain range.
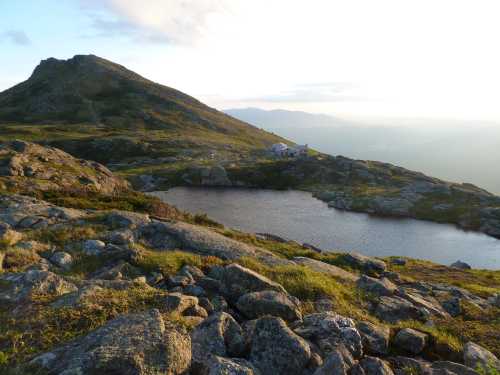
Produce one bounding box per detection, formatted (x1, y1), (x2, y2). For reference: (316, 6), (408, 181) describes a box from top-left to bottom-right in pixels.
(225, 108), (500, 194)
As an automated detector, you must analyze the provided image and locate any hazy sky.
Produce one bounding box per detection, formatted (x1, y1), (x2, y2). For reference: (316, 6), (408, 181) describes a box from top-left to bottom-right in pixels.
(2, 0), (500, 124)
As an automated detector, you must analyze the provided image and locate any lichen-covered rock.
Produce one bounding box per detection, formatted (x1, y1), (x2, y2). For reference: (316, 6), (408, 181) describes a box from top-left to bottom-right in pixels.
(357, 275), (397, 297)
(206, 356), (260, 375)
(292, 256), (359, 282)
(450, 260), (472, 270)
(236, 290), (302, 322)
(106, 210), (151, 229)
(431, 361), (479, 375)
(0, 270), (77, 303)
(344, 252), (387, 275)
(164, 292), (201, 315)
(314, 345), (356, 375)
(215, 263), (287, 302)
(30, 309), (191, 374)
(356, 321), (390, 355)
(82, 239), (106, 255)
(50, 251), (73, 270)
(374, 296), (428, 323)
(393, 328), (428, 354)
(249, 316), (311, 375)
(191, 312), (246, 372)
(352, 356), (394, 375)
(294, 312), (363, 358)
(463, 342), (500, 372)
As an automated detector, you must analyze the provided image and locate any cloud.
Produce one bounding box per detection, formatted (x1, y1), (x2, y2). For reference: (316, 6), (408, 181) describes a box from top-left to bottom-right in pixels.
(1, 30), (31, 46)
(80, 0), (232, 45)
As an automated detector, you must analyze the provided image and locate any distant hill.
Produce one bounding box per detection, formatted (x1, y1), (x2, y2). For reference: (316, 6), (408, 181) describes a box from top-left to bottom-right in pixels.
(0, 55), (285, 163)
(225, 108), (500, 195)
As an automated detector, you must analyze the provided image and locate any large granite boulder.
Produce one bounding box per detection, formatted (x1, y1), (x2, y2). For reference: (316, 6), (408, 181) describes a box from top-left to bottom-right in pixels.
(236, 290), (302, 322)
(357, 275), (397, 297)
(393, 328), (428, 355)
(356, 321), (390, 355)
(374, 296), (428, 323)
(463, 342), (500, 372)
(313, 345), (356, 375)
(249, 316), (312, 375)
(344, 252), (387, 275)
(352, 356), (394, 375)
(30, 309), (191, 374)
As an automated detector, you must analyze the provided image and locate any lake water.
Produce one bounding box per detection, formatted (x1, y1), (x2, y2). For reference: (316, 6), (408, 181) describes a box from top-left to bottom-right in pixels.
(152, 187), (500, 269)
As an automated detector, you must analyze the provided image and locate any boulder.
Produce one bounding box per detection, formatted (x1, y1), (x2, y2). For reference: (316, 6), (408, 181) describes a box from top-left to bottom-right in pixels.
(374, 296), (428, 323)
(106, 210), (151, 229)
(49, 251), (73, 270)
(82, 239), (106, 255)
(295, 312), (363, 358)
(344, 252), (387, 275)
(249, 316), (311, 375)
(391, 258), (407, 266)
(357, 275), (397, 297)
(216, 263), (287, 301)
(191, 312), (246, 373)
(0, 270), (77, 303)
(30, 309), (191, 374)
(206, 356), (259, 375)
(431, 361), (479, 375)
(236, 290), (302, 322)
(488, 294), (500, 308)
(164, 293), (202, 316)
(356, 321), (390, 355)
(450, 261), (472, 270)
(352, 356), (394, 375)
(393, 328), (428, 354)
(463, 342), (500, 372)
(388, 356), (430, 375)
(314, 345), (356, 375)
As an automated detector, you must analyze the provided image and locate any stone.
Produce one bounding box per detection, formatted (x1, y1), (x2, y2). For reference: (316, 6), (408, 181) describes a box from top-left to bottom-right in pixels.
(314, 345), (356, 375)
(352, 356), (394, 375)
(49, 251), (73, 270)
(463, 342), (500, 372)
(30, 309), (191, 374)
(391, 258), (407, 266)
(184, 304), (209, 318)
(250, 316), (311, 375)
(0, 270), (77, 303)
(393, 328), (428, 354)
(431, 361), (479, 375)
(344, 252), (387, 275)
(178, 264), (205, 280)
(106, 210), (151, 229)
(357, 275), (397, 296)
(450, 261), (472, 270)
(184, 284), (206, 297)
(216, 263), (287, 301)
(164, 293), (200, 315)
(82, 239), (106, 255)
(356, 321), (390, 355)
(488, 294), (500, 308)
(206, 356), (259, 375)
(292, 256), (359, 282)
(295, 312), (363, 358)
(106, 228), (135, 245)
(374, 296), (428, 323)
(237, 290), (302, 322)
(388, 356), (430, 375)
(191, 312), (246, 372)
(442, 297), (462, 317)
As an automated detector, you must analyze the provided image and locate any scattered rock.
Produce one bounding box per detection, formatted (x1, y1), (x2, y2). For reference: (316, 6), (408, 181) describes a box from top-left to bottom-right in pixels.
(314, 344), (356, 375)
(357, 321), (390, 355)
(106, 210), (151, 229)
(206, 356), (259, 375)
(431, 361), (479, 375)
(50, 251), (73, 270)
(236, 290), (302, 322)
(164, 293), (200, 315)
(374, 296), (428, 323)
(82, 239), (106, 255)
(292, 256), (359, 282)
(463, 342), (500, 372)
(250, 316), (311, 375)
(30, 309), (191, 374)
(391, 258), (407, 266)
(357, 275), (397, 296)
(191, 312), (246, 372)
(352, 356), (394, 375)
(393, 328), (428, 354)
(344, 252), (387, 275)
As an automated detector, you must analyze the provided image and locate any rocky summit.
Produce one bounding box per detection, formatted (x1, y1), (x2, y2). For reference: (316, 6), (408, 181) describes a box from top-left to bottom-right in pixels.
(0, 142), (498, 375)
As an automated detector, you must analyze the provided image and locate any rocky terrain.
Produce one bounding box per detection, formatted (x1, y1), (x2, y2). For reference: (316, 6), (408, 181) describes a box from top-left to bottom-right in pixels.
(0, 142), (499, 374)
(1, 55), (500, 239)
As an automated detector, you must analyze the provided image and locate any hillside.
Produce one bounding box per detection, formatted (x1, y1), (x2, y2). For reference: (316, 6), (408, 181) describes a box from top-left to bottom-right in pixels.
(0, 55), (286, 163)
(0, 142), (499, 374)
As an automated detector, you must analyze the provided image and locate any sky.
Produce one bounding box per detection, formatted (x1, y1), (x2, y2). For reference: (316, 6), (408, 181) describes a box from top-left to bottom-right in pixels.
(1, 0), (500, 125)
